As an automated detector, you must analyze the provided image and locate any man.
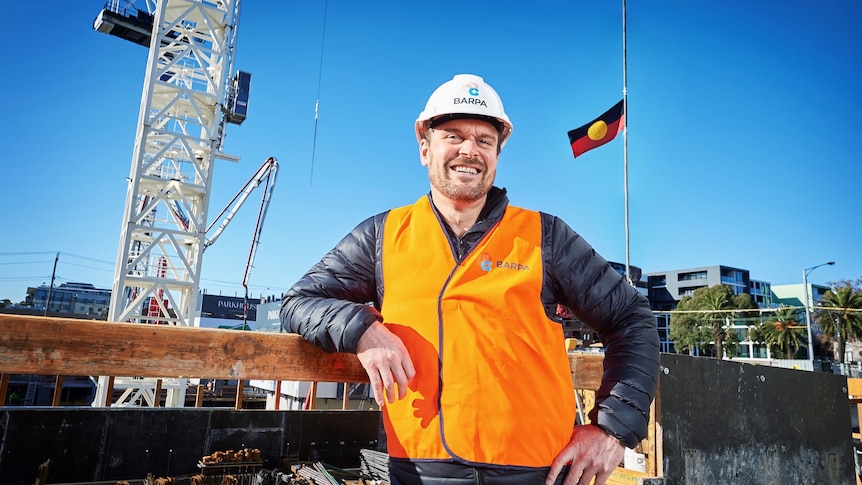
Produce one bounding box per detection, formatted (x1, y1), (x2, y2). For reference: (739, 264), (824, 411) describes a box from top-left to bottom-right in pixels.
(281, 74), (659, 485)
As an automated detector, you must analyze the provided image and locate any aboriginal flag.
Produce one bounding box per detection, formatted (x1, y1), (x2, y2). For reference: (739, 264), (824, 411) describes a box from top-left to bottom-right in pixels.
(567, 100), (625, 158)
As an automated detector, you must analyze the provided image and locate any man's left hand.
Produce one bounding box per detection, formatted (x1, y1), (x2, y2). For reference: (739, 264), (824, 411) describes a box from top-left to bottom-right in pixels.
(545, 424), (625, 485)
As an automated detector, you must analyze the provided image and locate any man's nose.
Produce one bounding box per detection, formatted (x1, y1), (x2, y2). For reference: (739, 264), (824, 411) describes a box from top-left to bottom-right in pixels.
(459, 139), (480, 158)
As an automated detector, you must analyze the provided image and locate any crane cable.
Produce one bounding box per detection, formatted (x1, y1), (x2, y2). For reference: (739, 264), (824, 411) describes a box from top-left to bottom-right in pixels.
(309, 0), (329, 186)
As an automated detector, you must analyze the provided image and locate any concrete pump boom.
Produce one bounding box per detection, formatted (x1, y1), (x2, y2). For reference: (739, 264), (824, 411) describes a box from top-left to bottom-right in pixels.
(205, 157), (278, 250)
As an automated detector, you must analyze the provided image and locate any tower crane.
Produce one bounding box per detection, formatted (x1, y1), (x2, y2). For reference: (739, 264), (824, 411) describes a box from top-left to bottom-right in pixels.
(92, 0), (274, 407)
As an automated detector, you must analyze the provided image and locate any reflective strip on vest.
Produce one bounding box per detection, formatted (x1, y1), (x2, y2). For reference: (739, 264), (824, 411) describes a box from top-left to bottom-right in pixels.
(380, 196), (576, 467)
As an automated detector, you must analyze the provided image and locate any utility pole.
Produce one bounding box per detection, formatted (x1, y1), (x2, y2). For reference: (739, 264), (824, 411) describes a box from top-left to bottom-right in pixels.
(44, 252), (59, 316)
(803, 261), (835, 368)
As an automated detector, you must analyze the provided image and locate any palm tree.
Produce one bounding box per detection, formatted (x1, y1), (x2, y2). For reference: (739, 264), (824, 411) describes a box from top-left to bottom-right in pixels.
(815, 286), (862, 363)
(701, 289), (730, 358)
(757, 305), (806, 358)
(669, 285), (756, 358)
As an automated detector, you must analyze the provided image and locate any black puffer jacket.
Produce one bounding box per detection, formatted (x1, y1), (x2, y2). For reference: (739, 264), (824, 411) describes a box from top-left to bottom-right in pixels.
(281, 187), (660, 448)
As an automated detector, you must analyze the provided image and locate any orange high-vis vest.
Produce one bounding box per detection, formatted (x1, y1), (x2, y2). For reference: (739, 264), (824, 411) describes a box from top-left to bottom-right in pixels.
(380, 196), (576, 467)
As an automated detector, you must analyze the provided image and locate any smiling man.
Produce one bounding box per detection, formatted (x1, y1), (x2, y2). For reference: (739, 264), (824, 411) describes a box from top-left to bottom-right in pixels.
(281, 74), (660, 485)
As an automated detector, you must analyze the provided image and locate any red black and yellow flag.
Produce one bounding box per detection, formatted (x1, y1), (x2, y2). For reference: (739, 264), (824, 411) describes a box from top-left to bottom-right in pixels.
(567, 100), (625, 158)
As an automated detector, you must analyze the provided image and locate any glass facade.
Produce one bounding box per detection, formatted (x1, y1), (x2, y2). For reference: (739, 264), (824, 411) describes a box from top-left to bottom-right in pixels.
(27, 282), (111, 317)
(720, 268), (747, 295)
(678, 270), (707, 282)
(749, 280), (773, 307)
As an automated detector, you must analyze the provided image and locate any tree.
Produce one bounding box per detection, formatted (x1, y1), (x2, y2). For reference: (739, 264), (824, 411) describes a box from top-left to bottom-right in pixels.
(723, 326), (741, 359)
(669, 285), (757, 359)
(754, 305), (806, 358)
(668, 300), (712, 356)
(815, 284), (862, 364)
(828, 278), (862, 293)
(701, 287), (731, 358)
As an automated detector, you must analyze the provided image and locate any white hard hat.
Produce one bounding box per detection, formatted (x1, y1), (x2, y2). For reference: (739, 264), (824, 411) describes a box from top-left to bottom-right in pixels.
(415, 74), (513, 148)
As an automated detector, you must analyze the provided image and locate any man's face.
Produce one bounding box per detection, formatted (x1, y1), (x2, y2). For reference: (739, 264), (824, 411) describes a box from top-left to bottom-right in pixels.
(419, 118), (501, 203)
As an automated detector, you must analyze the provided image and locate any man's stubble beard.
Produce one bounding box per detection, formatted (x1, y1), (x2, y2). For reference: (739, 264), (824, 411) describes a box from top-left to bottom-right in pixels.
(428, 156), (494, 202)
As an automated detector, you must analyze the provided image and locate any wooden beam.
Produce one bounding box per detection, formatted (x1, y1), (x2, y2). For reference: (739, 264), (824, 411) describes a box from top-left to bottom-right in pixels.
(0, 374), (8, 405)
(0, 315), (368, 383)
(307, 382), (318, 410)
(52, 376), (63, 407)
(103, 376), (115, 407)
(235, 380), (243, 410)
(153, 379), (163, 407)
(568, 351), (604, 390)
(847, 377), (862, 397)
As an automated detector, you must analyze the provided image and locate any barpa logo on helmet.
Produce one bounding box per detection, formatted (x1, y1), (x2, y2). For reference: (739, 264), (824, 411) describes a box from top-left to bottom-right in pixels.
(454, 81), (488, 107)
(464, 82), (480, 97)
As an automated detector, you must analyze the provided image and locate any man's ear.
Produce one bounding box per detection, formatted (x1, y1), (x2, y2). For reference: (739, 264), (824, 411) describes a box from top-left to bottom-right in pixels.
(419, 138), (430, 167)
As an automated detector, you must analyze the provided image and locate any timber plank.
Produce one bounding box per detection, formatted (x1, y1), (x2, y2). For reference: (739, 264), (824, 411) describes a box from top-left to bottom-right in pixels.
(0, 314), (368, 383)
(568, 352), (604, 391)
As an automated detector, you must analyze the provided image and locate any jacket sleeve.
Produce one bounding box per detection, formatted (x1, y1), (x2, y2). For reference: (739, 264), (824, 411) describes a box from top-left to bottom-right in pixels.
(279, 214), (385, 353)
(543, 213), (660, 449)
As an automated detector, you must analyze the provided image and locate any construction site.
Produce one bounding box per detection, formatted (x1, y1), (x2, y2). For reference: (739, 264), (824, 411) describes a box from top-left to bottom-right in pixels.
(1, 1), (860, 484)
(1, 314), (859, 484)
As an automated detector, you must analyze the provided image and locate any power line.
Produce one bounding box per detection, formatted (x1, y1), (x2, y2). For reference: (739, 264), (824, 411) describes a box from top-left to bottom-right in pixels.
(0, 275), (52, 281)
(308, 0), (328, 186)
(656, 306), (862, 315)
(0, 261), (53, 265)
(58, 252), (113, 266)
(200, 276), (280, 291)
(0, 251), (59, 257)
(59, 261), (115, 272)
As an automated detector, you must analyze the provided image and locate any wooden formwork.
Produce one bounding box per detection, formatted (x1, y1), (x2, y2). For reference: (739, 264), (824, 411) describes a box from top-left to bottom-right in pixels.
(0, 315), (664, 483)
(569, 352), (662, 484)
(5, 315), (853, 484)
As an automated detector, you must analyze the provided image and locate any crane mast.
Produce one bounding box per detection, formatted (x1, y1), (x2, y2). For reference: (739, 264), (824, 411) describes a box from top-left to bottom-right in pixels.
(106, 0), (242, 326)
(94, 0), (248, 407)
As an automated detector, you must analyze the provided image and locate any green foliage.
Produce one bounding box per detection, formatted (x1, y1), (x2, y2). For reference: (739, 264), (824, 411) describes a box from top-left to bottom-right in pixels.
(814, 285), (862, 363)
(828, 278), (862, 294)
(723, 326), (741, 358)
(668, 299), (712, 355)
(669, 284), (756, 359)
(755, 305), (806, 359)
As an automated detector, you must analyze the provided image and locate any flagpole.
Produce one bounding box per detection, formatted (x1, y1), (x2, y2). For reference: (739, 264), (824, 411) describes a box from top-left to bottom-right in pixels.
(622, 0), (632, 286)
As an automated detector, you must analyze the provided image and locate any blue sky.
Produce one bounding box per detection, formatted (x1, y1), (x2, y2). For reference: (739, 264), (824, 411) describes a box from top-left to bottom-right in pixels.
(1, 1), (859, 303)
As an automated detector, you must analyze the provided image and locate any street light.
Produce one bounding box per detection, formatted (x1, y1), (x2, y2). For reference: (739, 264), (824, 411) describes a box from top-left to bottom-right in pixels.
(803, 261), (835, 367)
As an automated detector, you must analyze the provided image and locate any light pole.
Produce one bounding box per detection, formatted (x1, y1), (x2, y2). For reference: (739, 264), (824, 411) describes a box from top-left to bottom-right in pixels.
(803, 261), (835, 367)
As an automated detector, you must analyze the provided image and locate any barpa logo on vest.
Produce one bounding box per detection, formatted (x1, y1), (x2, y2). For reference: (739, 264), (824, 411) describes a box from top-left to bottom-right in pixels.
(479, 253), (530, 272)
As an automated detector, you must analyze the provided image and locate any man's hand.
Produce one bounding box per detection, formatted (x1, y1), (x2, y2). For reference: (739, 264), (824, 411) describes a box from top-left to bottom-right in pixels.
(356, 321), (416, 407)
(545, 424), (625, 485)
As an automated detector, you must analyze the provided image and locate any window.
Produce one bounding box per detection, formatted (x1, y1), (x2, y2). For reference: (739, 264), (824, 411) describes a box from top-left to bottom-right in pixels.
(678, 271), (707, 282)
(679, 286), (702, 297)
(648, 275), (666, 286)
(752, 344), (768, 359)
(720, 269), (746, 286)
